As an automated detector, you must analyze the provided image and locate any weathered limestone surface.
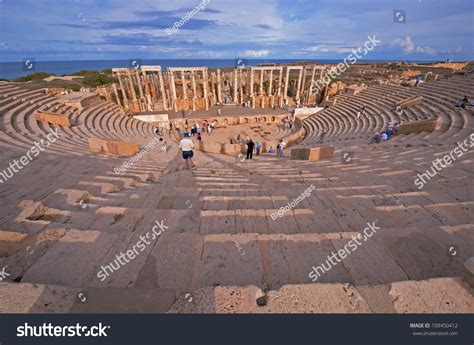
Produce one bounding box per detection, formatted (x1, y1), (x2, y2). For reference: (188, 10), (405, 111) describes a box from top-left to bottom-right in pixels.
(35, 111), (71, 126)
(389, 278), (474, 313)
(400, 119), (438, 134)
(291, 146), (334, 161)
(88, 137), (139, 156)
(397, 95), (424, 109)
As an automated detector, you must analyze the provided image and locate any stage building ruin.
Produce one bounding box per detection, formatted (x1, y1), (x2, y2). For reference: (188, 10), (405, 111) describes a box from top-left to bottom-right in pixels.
(100, 65), (328, 114)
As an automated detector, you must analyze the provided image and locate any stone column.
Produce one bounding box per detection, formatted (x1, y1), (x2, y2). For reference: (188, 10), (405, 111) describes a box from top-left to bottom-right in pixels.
(181, 71), (187, 100)
(269, 68), (274, 108)
(260, 69), (264, 108)
(158, 71), (167, 111)
(310, 66), (316, 95)
(233, 70), (238, 103)
(142, 71), (152, 110)
(250, 68), (255, 108)
(127, 69), (137, 101)
(203, 69), (209, 111)
(191, 71), (197, 111)
(217, 69), (222, 103)
(269, 69), (273, 96)
(239, 68), (244, 104)
(112, 83), (122, 107)
(169, 71), (177, 112)
(297, 68), (303, 101)
(135, 69), (144, 99)
(211, 73), (217, 106)
(283, 67), (289, 105)
(117, 73), (128, 105)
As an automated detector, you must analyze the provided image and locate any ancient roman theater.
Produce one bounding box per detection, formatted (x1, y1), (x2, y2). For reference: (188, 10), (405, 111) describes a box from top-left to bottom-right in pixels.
(0, 61), (473, 314)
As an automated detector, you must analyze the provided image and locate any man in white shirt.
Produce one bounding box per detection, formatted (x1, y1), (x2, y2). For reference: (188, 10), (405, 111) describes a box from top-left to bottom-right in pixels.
(179, 133), (196, 169)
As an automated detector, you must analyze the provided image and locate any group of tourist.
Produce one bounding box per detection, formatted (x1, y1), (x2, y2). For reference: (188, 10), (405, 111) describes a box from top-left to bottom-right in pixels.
(283, 116), (294, 129)
(370, 120), (400, 144)
(244, 137), (285, 159)
(456, 96), (473, 109)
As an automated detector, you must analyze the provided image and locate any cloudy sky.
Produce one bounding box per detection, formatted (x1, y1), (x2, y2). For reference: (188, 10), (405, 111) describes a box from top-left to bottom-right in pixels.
(0, 0), (472, 61)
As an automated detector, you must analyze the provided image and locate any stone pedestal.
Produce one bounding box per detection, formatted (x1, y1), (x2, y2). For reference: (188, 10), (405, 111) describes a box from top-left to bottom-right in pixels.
(35, 112), (71, 126)
(88, 138), (140, 156)
(291, 146), (334, 161)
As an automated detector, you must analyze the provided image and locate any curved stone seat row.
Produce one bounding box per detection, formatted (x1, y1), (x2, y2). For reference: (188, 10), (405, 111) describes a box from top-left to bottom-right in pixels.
(302, 75), (474, 147)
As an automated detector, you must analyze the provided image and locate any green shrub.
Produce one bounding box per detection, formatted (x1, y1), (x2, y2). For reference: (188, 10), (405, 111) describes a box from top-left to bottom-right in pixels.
(82, 74), (117, 87)
(14, 72), (54, 82)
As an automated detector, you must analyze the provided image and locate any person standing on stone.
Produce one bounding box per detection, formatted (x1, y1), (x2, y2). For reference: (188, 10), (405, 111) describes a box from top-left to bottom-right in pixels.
(246, 137), (255, 160)
(179, 132), (196, 169)
(277, 139), (284, 158)
(255, 140), (262, 156)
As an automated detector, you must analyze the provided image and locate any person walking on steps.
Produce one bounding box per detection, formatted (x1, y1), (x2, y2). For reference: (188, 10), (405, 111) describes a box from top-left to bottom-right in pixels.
(179, 132), (196, 170)
(246, 137), (255, 160)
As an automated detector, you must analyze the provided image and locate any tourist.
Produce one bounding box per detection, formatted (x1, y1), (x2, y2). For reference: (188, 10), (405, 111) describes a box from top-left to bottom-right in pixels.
(277, 139), (284, 158)
(217, 108), (221, 116)
(196, 122), (201, 135)
(456, 96), (472, 109)
(255, 140), (262, 156)
(358, 105), (366, 119)
(159, 137), (167, 153)
(414, 75), (422, 86)
(237, 134), (241, 143)
(246, 137), (255, 160)
(393, 122), (401, 134)
(168, 122), (173, 134)
(387, 120), (394, 131)
(380, 131), (388, 141)
(179, 132), (196, 169)
(268, 146), (275, 153)
(197, 133), (202, 141)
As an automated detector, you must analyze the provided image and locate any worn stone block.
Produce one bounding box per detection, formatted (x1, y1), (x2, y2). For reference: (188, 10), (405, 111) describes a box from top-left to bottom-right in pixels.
(88, 137), (139, 156)
(35, 111), (71, 127)
(291, 146), (334, 161)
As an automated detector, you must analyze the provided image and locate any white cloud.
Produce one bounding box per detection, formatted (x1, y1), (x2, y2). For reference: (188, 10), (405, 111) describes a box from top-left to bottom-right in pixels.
(392, 35), (437, 55)
(392, 36), (415, 53)
(240, 49), (270, 57)
(302, 45), (353, 53)
(415, 46), (436, 55)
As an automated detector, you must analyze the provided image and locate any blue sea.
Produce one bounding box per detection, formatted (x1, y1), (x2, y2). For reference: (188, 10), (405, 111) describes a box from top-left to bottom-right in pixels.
(0, 59), (437, 81)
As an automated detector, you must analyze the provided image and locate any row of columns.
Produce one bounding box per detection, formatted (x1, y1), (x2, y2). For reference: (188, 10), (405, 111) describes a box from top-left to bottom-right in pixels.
(110, 65), (328, 112)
